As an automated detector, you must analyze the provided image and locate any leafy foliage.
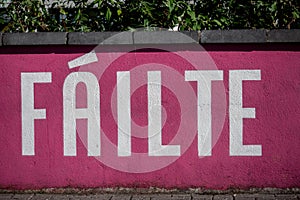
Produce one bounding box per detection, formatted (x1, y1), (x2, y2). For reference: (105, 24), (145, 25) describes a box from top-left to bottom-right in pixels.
(0, 0), (299, 32)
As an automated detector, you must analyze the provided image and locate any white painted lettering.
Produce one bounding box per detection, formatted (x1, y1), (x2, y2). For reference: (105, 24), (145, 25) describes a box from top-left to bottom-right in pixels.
(63, 72), (100, 156)
(148, 71), (181, 156)
(185, 70), (223, 156)
(229, 70), (262, 156)
(21, 72), (52, 155)
(117, 71), (131, 156)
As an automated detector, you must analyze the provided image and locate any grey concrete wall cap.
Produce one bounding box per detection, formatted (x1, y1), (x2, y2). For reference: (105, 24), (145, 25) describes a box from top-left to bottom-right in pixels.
(268, 29), (300, 43)
(68, 32), (133, 45)
(133, 31), (198, 44)
(2, 32), (67, 45)
(200, 29), (267, 43)
(0, 30), (299, 46)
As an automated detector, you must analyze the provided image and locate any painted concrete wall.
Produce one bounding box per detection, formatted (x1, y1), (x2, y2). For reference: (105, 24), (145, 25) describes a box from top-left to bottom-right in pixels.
(0, 41), (299, 190)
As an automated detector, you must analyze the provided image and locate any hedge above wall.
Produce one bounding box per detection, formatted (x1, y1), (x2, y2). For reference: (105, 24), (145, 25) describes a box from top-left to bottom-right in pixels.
(0, 0), (299, 32)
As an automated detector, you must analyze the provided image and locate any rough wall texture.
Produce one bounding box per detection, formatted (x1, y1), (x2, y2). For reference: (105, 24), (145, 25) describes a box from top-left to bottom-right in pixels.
(0, 31), (299, 190)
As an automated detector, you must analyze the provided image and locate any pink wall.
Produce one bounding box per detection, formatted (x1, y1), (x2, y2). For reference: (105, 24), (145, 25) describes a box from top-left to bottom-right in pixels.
(0, 44), (299, 189)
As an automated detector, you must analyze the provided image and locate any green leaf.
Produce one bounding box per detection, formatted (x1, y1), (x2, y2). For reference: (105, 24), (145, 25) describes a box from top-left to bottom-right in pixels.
(106, 7), (112, 21)
(117, 9), (122, 16)
(212, 19), (222, 27)
(60, 8), (68, 15)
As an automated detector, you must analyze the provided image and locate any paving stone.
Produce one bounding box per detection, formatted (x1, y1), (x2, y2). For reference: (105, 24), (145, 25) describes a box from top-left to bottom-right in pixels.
(47, 194), (111, 200)
(110, 194), (132, 200)
(0, 194), (14, 199)
(134, 31), (197, 44)
(255, 194), (275, 200)
(12, 194), (34, 200)
(200, 29), (267, 43)
(213, 194), (233, 200)
(86, 194), (113, 200)
(2, 32), (67, 45)
(47, 194), (70, 200)
(274, 194), (298, 200)
(151, 194), (173, 200)
(131, 194), (151, 200)
(63, 194), (91, 200)
(1, 192), (300, 200)
(233, 194), (255, 200)
(31, 194), (53, 200)
(170, 194), (191, 200)
(267, 29), (300, 43)
(191, 194), (213, 200)
(68, 32), (133, 45)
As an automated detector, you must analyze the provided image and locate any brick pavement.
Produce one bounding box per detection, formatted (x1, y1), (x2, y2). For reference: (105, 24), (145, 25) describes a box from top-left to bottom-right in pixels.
(0, 193), (299, 200)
